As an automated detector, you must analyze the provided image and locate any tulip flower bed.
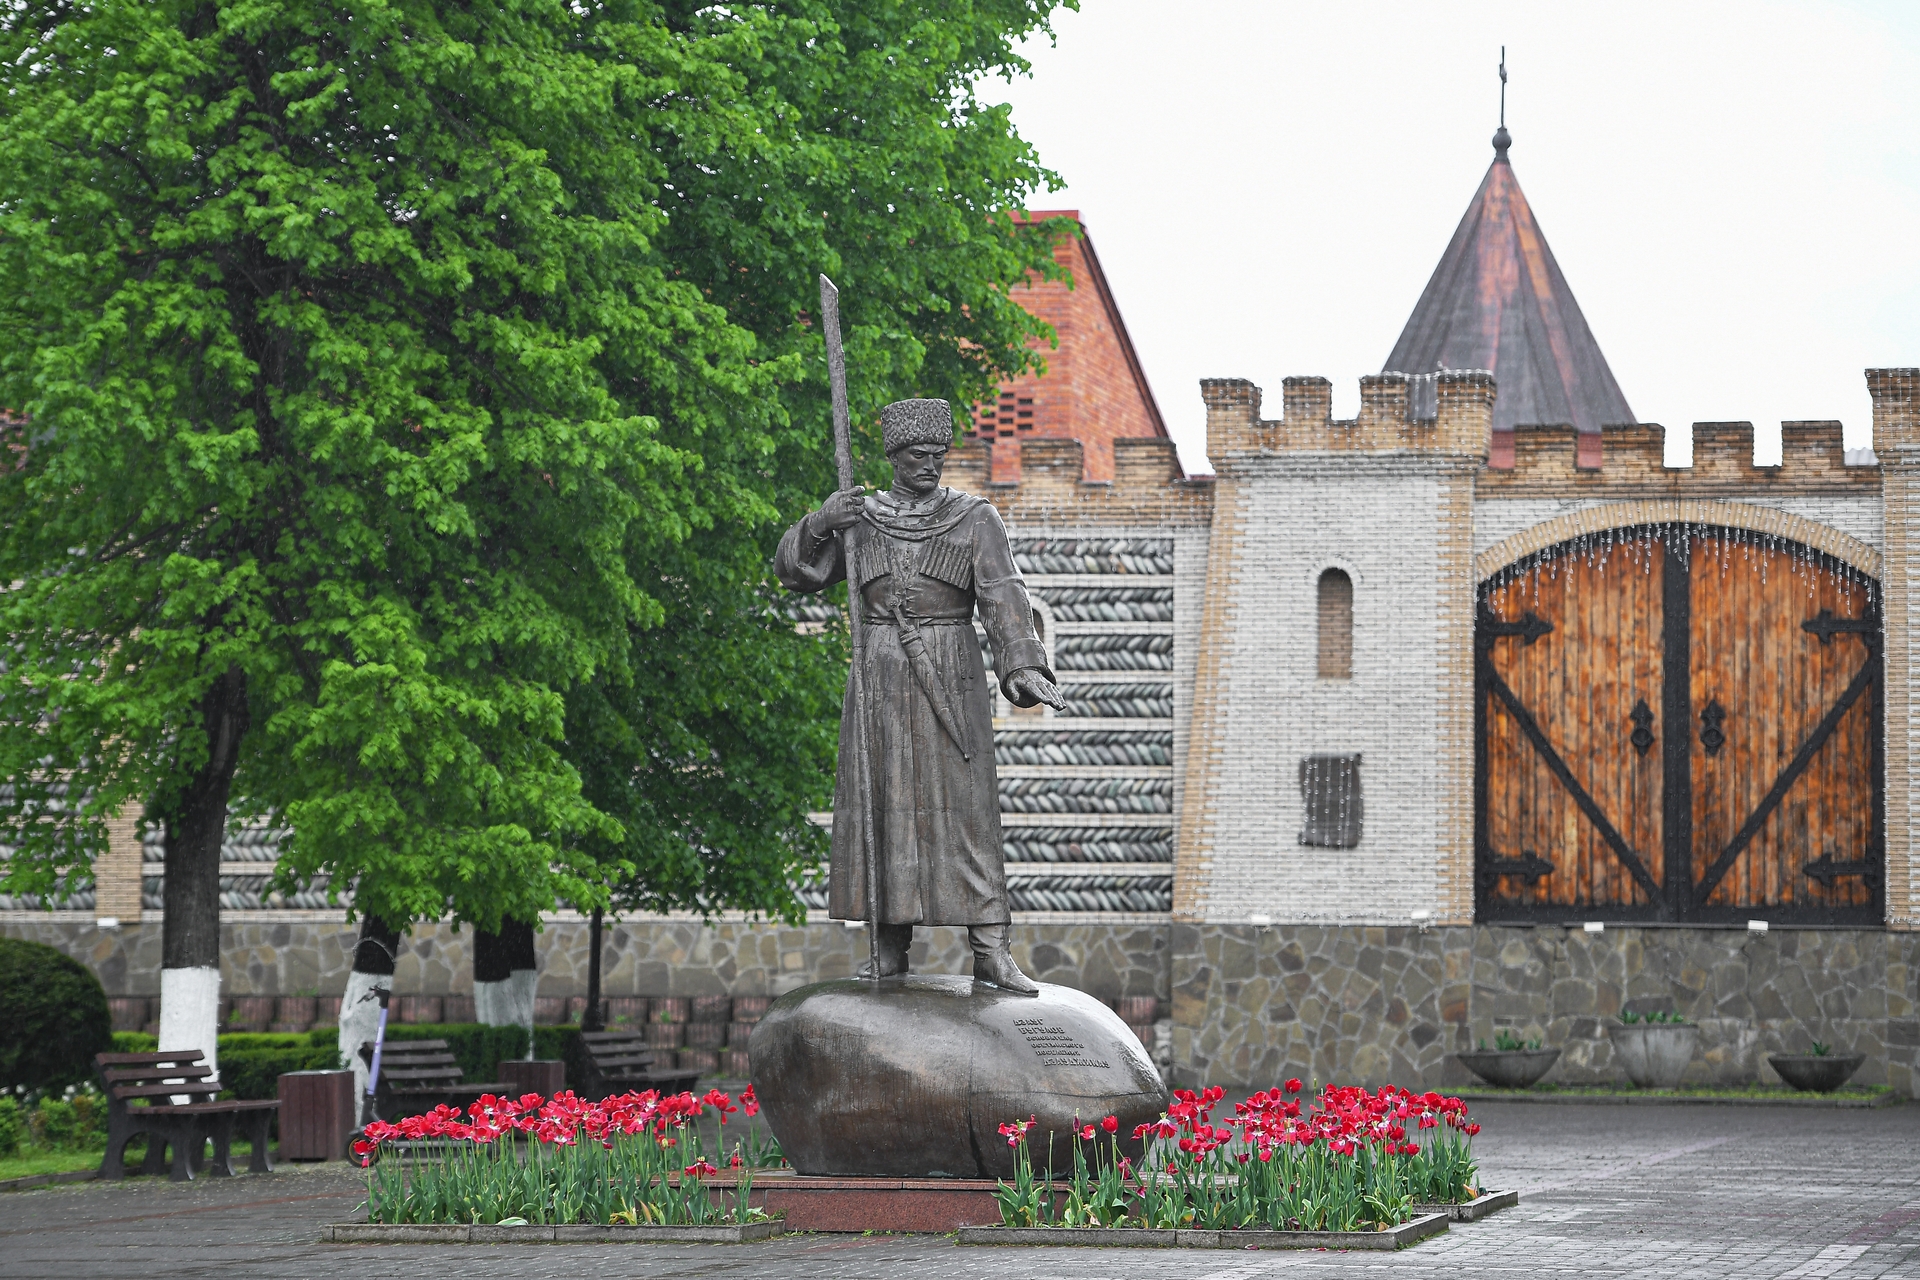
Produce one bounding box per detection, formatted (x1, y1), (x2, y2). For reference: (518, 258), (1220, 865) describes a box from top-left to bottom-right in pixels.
(354, 1086), (775, 1227)
(994, 1081), (1482, 1234)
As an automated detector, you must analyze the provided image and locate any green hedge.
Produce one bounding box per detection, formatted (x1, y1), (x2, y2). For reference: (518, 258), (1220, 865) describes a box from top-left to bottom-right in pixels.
(222, 1040), (339, 1101)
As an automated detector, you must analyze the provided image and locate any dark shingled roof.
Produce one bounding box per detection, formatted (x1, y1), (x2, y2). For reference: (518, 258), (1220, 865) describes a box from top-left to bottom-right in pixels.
(1385, 128), (1634, 442)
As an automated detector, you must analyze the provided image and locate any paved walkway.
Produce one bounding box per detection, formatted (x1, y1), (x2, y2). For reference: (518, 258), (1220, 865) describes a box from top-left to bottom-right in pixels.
(4, 1102), (1919, 1278)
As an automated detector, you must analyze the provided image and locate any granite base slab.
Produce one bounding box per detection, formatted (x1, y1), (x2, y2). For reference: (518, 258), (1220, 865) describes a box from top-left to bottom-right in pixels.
(956, 1213), (1448, 1250)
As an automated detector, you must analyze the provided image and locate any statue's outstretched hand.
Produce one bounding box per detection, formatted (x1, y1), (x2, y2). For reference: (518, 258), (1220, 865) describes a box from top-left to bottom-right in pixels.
(816, 486), (866, 532)
(1007, 668), (1067, 712)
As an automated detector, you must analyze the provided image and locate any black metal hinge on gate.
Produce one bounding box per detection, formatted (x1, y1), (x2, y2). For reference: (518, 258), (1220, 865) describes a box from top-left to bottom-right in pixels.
(1478, 850), (1555, 893)
(1803, 609), (1877, 645)
(1478, 610), (1553, 647)
(1803, 853), (1883, 889)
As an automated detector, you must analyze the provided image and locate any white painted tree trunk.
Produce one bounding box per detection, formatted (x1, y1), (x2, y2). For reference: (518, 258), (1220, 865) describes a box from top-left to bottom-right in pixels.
(474, 970), (537, 1060)
(159, 965), (222, 1083)
(339, 969), (392, 1107)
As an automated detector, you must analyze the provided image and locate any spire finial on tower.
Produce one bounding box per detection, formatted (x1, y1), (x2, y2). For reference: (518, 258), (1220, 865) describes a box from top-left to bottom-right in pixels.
(1493, 46), (1511, 160)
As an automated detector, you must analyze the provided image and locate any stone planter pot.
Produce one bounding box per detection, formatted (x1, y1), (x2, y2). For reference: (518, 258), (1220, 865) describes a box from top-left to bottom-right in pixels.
(1608, 1023), (1699, 1088)
(1455, 1049), (1559, 1089)
(1769, 1053), (1865, 1093)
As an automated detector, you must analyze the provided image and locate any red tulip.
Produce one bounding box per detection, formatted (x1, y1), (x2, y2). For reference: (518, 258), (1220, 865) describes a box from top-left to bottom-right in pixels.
(1101, 1115), (1119, 1134)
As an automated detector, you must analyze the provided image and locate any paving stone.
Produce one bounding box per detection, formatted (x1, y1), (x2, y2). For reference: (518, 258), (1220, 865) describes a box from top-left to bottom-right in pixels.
(6, 1103), (1920, 1278)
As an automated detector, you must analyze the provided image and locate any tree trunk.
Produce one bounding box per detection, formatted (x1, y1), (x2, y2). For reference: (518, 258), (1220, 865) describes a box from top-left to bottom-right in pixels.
(474, 918), (537, 1061)
(582, 907), (605, 1032)
(339, 914), (402, 1111)
(158, 666), (248, 1083)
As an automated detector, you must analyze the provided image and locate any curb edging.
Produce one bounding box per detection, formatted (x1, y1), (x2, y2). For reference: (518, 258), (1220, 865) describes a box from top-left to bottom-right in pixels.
(956, 1212), (1449, 1250)
(1412, 1189), (1519, 1222)
(323, 1219), (784, 1244)
(0, 1169), (97, 1194)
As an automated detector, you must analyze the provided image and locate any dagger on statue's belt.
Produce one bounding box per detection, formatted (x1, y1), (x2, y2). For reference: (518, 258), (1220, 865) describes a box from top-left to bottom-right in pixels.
(890, 602), (973, 762)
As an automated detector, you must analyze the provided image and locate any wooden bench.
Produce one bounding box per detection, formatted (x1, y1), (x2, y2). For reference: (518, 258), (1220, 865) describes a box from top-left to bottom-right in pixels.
(578, 1029), (702, 1099)
(95, 1051), (279, 1182)
(359, 1039), (511, 1120)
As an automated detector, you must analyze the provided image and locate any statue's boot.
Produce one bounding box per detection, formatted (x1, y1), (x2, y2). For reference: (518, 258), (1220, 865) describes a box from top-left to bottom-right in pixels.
(969, 923), (1040, 995)
(855, 923), (913, 979)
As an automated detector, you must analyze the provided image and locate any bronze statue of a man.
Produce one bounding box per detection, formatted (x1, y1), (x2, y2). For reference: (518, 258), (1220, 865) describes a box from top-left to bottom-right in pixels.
(776, 398), (1065, 993)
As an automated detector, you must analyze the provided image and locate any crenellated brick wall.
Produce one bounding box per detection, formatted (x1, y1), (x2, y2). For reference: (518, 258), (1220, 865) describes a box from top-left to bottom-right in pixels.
(1175, 374), (1486, 928)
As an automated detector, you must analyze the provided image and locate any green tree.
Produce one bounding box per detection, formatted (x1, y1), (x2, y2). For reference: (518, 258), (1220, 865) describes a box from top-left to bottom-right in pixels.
(565, 1), (1076, 922)
(0, 0), (1072, 979)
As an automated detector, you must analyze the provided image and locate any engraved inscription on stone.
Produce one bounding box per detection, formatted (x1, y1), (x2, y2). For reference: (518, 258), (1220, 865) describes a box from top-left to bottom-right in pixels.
(1014, 1017), (1109, 1069)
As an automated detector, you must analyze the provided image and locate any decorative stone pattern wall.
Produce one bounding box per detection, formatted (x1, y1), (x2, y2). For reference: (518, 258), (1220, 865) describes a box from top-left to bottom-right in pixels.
(989, 534), (1179, 915)
(1170, 923), (1920, 1094)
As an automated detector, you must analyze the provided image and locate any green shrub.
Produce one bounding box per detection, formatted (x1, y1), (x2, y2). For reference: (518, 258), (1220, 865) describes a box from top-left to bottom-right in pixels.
(0, 1096), (21, 1156)
(22, 1090), (104, 1150)
(0, 939), (113, 1093)
(111, 1031), (158, 1054)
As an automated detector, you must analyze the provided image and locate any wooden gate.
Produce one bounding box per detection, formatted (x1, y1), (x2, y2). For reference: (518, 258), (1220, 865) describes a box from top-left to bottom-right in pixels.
(1475, 525), (1882, 924)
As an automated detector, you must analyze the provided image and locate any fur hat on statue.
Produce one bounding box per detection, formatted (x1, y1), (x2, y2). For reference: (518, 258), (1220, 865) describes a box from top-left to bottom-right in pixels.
(880, 398), (955, 454)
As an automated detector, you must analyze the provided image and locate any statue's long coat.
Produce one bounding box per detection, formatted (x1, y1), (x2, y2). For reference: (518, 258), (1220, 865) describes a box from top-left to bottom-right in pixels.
(775, 488), (1052, 925)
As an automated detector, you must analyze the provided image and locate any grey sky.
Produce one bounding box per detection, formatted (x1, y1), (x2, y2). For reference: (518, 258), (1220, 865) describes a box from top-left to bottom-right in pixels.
(991, 1), (1920, 474)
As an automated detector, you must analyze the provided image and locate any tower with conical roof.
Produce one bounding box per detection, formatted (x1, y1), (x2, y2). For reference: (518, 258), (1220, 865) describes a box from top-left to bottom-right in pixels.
(1384, 120), (1633, 468)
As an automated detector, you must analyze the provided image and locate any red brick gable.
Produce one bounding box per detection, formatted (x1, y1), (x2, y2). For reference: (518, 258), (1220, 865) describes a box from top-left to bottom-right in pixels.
(968, 212), (1170, 485)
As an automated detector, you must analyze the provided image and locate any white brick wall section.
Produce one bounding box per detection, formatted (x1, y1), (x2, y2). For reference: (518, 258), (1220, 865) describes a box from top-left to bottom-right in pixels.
(1201, 457), (1445, 924)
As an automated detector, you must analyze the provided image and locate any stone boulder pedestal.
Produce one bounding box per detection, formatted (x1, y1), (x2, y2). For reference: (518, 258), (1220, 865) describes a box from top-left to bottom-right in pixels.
(749, 975), (1168, 1179)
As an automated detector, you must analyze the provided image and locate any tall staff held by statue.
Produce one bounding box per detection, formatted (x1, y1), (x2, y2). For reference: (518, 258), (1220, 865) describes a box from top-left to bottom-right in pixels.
(816, 274), (882, 983)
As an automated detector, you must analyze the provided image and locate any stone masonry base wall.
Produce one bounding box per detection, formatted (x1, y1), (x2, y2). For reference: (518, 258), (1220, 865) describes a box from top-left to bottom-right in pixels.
(0, 918), (1170, 1006)
(10, 918), (1913, 1095)
(1171, 924), (1919, 1094)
